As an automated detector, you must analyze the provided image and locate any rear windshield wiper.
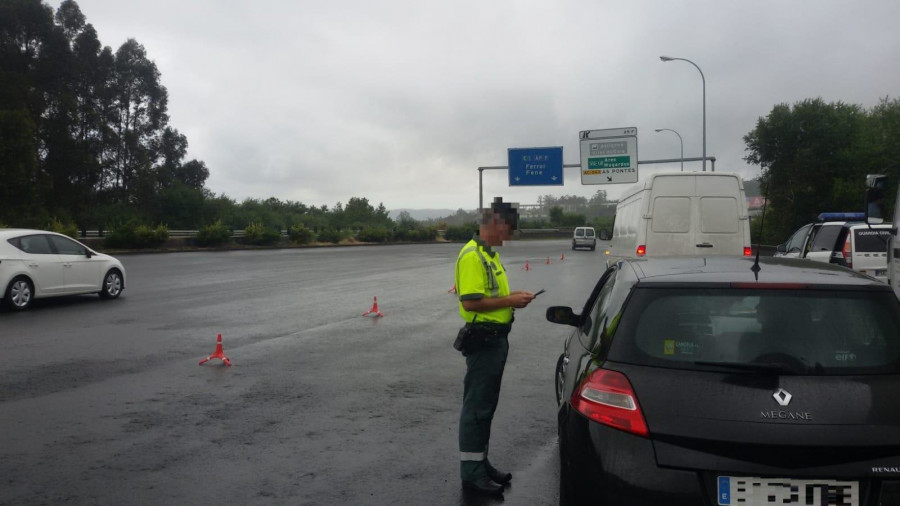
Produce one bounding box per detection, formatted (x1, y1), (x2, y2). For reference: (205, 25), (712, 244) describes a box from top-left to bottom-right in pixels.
(693, 360), (799, 375)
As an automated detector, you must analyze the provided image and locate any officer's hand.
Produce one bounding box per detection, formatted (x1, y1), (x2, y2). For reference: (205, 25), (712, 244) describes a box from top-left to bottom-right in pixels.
(508, 291), (536, 309)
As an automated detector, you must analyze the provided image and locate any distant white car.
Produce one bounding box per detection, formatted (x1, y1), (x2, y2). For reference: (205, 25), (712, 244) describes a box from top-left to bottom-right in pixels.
(572, 226), (597, 251)
(0, 229), (126, 311)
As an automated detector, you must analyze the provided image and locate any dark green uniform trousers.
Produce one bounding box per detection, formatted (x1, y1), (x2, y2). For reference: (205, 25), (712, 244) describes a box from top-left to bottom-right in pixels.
(459, 334), (509, 481)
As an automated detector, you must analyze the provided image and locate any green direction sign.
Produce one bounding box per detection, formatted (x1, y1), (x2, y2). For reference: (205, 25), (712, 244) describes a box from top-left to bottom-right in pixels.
(588, 156), (631, 169)
(579, 127), (638, 184)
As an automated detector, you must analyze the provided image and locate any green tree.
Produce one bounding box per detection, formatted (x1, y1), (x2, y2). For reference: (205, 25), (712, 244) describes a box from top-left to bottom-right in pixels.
(0, 0), (210, 230)
(548, 206), (564, 226)
(744, 98), (868, 243)
(342, 196), (391, 229)
(110, 38), (168, 205)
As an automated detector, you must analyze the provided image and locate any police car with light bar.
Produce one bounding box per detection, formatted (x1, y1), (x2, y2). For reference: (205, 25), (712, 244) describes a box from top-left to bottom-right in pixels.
(775, 212), (892, 282)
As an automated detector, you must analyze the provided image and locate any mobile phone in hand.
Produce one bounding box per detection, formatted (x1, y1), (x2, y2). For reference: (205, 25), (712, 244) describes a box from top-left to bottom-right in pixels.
(534, 289), (546, 297)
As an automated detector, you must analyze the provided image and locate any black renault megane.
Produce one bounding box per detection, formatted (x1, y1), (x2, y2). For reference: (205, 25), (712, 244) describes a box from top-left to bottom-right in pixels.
(548, 256), (900, 506)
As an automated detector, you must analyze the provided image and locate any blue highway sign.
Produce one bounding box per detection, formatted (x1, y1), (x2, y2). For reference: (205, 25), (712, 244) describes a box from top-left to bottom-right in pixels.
(508, 147), (564, 186)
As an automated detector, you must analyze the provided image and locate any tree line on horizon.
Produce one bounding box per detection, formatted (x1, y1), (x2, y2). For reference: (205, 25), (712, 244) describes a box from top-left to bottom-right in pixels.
(2, 1), (898, 247)
(745, 97), (900, 244)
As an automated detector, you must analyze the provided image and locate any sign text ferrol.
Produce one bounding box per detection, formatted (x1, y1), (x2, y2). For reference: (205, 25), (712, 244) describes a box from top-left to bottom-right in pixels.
(579, 127), (638, 185)
(508, 146), (564, 186)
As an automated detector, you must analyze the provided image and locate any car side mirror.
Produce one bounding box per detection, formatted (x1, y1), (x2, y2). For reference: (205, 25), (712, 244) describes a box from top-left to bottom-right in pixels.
(776, 243), (786, 253)
(546, 306), (580, 327)
(865, 174), (887, 225)
(85, 250), (92, 258)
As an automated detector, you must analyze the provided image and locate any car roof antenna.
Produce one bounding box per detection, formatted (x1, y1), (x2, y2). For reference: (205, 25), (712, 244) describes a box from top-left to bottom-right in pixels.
(751, 180), (771, 281)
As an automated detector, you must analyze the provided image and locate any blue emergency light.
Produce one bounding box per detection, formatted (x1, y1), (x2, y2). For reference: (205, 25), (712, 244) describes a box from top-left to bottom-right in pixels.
(817, 212), (865, 222)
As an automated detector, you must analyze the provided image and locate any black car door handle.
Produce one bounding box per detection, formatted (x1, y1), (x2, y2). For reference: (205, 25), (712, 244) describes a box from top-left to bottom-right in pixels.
(696, 243), (713, 248)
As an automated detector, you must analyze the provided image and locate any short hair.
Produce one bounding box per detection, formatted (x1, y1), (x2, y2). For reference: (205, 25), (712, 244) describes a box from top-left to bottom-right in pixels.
(482, 196), (519, 231)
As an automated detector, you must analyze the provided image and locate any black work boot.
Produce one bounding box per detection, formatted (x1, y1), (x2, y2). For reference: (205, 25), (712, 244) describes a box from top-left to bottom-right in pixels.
(486, 462), (512, 486)
(462, 476), (504, 497)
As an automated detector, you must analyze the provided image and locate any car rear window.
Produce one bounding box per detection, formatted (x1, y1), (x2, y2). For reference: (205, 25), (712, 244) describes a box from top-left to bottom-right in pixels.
(8, 235), (55, 254)
(609, 287), (900, 375)
(854, 228), (891, 252)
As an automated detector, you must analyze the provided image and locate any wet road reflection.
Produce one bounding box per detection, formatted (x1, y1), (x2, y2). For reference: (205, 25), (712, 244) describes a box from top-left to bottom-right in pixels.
(1, 240), (605, 505)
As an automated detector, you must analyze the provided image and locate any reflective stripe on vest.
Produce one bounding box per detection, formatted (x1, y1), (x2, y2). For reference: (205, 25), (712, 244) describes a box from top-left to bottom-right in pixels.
(457, 245), (500, 297)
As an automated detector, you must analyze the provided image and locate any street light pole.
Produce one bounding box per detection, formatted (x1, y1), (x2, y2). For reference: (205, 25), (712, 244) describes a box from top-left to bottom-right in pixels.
(660, 56), (706, 172)
(654, 128), (684, 172)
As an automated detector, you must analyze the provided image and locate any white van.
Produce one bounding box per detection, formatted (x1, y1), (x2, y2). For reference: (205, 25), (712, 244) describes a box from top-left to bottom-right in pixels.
(572, 226), (597, 250)
(607, 172), (752, 264)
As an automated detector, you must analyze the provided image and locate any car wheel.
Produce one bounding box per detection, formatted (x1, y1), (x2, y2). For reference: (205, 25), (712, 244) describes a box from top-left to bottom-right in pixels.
(555, 353), (566, 405)
(99, 269), (123, 299)
(5, 276), (34, 311)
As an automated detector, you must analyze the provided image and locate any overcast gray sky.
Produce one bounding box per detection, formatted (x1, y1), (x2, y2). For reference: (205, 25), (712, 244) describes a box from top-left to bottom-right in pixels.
(51, 0), (900, 211)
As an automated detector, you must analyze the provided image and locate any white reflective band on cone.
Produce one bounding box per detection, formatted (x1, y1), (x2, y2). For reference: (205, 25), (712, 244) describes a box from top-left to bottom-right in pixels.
(460, 452), (485, 461)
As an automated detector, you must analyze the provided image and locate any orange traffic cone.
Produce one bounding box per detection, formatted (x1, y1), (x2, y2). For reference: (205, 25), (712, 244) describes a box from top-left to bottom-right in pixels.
(522, 260), (531, 271)
(199, 333), (231, 366)
(546, 256), (552, 265)
(448, 284), (457, 294)
(363, 296), (384, 317)
(561, 253), (566, 261)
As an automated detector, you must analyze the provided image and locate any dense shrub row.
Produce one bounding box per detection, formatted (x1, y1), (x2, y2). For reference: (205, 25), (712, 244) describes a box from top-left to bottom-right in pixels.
(103, 222), (169, 249)
(20, 217), (473, 251)
(47, 217), (79, 239)
(196, 221), (232, 246)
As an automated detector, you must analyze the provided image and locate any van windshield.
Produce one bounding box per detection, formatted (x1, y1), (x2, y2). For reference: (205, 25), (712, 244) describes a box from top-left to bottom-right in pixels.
(609, 287), (900, 375)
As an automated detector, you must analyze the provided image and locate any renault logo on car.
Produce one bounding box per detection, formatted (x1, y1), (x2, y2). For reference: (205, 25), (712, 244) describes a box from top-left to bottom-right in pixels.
(773, 388), (792, 407)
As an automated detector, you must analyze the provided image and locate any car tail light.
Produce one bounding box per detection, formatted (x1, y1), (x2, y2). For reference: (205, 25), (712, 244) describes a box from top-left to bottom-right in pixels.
(842, 235), (852, 268)
(636, 245), (646, 256)
(744, 247), (752, 257)
(570, 369), (649, 438)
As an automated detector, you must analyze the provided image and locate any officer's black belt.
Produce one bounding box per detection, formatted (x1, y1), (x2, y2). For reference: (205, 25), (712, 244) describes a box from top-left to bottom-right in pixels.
(464, 322), (512, 337)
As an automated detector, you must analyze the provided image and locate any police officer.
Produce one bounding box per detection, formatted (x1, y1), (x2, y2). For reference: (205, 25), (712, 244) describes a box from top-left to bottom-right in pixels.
(454, 197), (535, 497)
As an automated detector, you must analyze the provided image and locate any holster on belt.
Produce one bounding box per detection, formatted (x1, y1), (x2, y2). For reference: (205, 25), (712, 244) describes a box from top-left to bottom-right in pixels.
(454, 319), (512, 356)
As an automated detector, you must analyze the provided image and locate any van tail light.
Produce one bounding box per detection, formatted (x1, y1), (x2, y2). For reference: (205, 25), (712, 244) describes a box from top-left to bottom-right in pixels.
(842, 235), (852, 268)
(570, 369), (649, 438)
(636, 245), (646, 256)
(743, 247), (752, 257)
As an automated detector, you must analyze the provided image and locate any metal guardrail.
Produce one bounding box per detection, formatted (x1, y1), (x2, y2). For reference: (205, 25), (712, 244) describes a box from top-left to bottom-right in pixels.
(79, 230), (248, 239)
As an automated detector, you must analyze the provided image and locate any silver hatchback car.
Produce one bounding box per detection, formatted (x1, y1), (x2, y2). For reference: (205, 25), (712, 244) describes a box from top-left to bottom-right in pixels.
(0, 229), (126, 311)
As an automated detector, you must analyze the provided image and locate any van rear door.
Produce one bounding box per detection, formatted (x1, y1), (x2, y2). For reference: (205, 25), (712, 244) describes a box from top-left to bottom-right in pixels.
(696, 196), (743, 254)
(645, 174), (748, 256)
(851, 225), (891, 280)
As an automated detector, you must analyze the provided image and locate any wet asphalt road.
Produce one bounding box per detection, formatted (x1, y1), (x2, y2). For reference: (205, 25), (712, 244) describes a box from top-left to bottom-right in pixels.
(0, 240), (607, 505)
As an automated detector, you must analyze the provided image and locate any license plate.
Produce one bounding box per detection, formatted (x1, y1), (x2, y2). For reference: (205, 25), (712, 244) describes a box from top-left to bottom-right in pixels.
(717, 476), (858, 505)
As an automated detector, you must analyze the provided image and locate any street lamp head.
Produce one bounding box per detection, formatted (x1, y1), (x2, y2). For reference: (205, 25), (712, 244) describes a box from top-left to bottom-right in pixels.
(659, 56), (675, 62)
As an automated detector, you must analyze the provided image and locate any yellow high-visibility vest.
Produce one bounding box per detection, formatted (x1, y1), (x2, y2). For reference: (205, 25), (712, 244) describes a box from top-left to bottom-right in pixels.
(455, 238), (511, 324)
